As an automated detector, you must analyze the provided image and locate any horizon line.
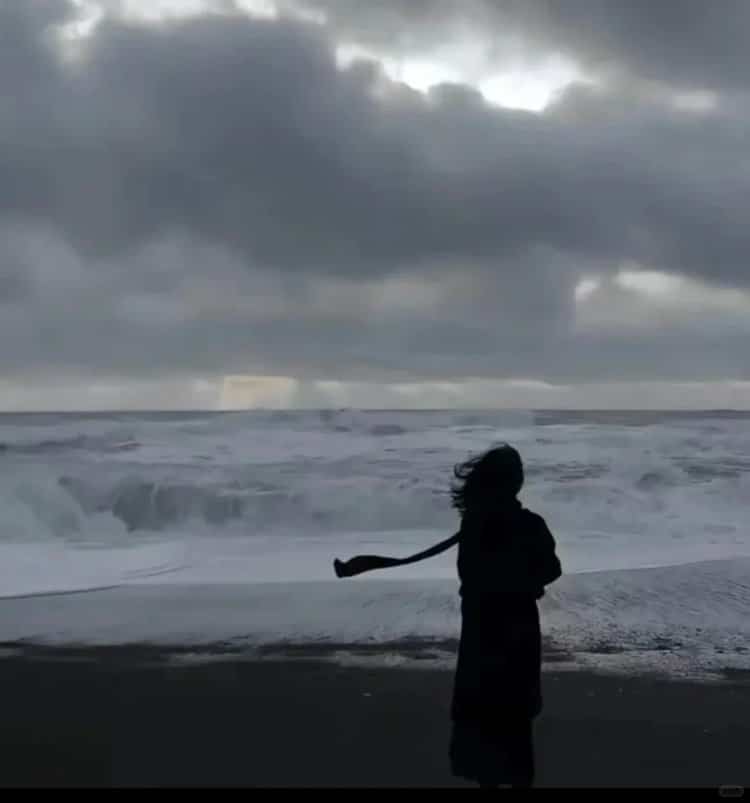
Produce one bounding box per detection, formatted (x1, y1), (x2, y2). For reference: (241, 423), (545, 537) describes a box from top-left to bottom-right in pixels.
(1, 407), (750, 415)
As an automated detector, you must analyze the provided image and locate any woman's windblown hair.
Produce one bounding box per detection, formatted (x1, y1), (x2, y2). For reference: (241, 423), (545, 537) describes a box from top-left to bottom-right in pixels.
(450, 444), (524, 514)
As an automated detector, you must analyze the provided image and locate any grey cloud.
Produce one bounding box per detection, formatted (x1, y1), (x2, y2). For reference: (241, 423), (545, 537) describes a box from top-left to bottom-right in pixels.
(2, 2), (750, 286)
(512, 0), (750, 92)
(1, 1), (749, 393)
(2, 225), (747, 386)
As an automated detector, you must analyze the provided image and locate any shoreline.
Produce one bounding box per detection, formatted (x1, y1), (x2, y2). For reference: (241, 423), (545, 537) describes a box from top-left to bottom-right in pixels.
(1, 646), (748, 787)
(2, 637), (748, 685)
(3, 564), (749, 682)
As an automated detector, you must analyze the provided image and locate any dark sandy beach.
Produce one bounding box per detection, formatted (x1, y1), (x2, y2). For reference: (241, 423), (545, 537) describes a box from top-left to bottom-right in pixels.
(0, 647), (748, 788)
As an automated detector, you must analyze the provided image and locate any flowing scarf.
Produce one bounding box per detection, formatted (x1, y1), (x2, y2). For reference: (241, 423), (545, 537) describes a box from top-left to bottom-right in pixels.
(333, 531), (460, 578)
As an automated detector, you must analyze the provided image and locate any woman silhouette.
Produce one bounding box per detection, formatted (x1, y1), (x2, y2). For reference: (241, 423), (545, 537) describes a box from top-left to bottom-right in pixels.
(334, 445), (562, 788)
(448, 445), (562, 788)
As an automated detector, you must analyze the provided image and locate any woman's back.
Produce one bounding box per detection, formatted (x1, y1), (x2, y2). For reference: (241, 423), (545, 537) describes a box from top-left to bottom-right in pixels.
(457, 500), (562, 599)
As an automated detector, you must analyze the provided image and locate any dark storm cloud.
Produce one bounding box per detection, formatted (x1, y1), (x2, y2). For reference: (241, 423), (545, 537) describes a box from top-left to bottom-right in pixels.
(2, 0), (749, 284)
(1, 0), (749, 393)
(521, 0), (750, 91)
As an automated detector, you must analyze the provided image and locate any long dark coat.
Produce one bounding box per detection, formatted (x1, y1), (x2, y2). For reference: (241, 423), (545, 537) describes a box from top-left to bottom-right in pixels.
(449, 499), (562, 786)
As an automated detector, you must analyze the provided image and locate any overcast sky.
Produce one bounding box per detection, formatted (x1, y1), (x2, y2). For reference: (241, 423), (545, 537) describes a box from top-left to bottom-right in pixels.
(1, 0), (749, 410)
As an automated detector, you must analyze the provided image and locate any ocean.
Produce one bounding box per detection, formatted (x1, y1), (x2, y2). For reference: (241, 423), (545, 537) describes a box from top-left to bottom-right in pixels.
(1, 409), (749, 678)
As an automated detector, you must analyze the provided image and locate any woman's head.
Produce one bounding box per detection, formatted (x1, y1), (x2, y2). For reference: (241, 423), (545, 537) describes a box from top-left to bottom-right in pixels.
(450, 444), (524, 514)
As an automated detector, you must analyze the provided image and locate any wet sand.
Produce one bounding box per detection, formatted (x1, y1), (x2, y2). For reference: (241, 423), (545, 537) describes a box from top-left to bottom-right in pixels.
(0, 647), (748, 788)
